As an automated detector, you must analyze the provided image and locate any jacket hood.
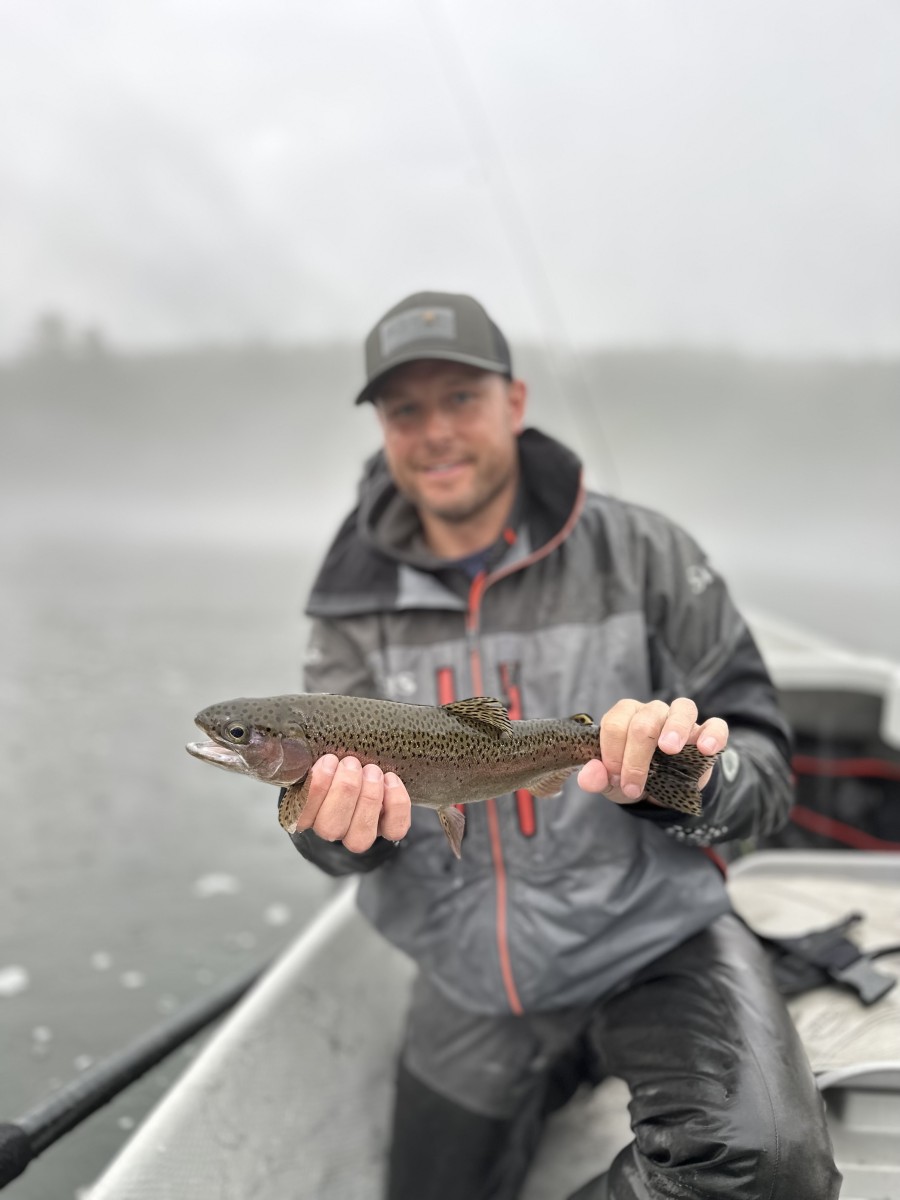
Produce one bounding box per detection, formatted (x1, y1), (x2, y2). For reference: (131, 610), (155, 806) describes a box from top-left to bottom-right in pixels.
(307, 427), (583, 617)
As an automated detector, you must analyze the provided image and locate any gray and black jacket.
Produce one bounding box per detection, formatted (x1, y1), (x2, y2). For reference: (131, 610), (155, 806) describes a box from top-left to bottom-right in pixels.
(292, 427), (792, 1014)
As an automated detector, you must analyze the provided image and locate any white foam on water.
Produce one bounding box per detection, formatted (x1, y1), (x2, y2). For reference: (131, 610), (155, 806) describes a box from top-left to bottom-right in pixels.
(0, 964), (30, 997)
(192, 872), (241, 898)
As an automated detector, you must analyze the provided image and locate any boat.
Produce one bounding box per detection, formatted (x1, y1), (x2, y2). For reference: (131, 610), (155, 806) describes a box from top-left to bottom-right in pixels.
(87, 614), (900, 1199)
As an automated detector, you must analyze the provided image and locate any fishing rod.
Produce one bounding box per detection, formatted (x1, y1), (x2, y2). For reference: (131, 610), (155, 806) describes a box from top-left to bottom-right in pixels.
(0, 956), (273, 1190)
(419, 0), (621, 497)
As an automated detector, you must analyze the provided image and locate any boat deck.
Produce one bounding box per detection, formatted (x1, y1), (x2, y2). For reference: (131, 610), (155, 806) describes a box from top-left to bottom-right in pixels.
(90, 851), (900, 1199)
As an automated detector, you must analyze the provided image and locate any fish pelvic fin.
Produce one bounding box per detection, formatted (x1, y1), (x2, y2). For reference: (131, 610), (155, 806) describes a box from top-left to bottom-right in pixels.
(443, 697), (513, 738)
(529, 766), (577, 798)
(644, 744), (719, 817)
(437, 805), (466, 859)
(278, 776), (311, 835)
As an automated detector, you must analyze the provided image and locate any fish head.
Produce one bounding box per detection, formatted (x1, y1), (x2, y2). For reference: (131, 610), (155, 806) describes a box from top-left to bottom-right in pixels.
(186, 696), (313, 786)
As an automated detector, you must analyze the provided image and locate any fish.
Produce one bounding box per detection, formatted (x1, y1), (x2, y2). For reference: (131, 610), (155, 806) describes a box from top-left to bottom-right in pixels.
(186, 693), (717, 859)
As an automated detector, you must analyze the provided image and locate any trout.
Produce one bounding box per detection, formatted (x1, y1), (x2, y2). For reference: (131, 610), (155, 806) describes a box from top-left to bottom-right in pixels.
(186, 693), (715, 858)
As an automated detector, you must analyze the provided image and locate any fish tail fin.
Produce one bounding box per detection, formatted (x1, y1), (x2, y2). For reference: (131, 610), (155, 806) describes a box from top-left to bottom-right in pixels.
(644, 745), (718, 817)
(437, 805), (466, 859)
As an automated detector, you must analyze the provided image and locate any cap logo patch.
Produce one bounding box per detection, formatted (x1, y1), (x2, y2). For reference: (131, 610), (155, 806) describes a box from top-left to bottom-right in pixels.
(379, 306), (456, 357)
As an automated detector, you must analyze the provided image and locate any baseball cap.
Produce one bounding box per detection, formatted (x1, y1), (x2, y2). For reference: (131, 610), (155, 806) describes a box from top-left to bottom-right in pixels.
(354, 291), (513, 405)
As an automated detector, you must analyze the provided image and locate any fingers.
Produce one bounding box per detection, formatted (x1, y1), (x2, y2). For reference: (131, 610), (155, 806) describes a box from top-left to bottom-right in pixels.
(594, 698), (725, 804)
(294, 754), (411, 852)
(693, 717), (729, 757)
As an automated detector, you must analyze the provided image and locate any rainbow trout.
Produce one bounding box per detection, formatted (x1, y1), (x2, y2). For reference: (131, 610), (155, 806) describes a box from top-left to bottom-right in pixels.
(186, 693), (715, 858)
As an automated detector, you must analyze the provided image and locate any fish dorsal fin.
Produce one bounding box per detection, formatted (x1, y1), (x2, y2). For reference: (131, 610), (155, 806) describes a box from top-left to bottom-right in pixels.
(567, 712), (594, 726)
(529, 766), (577, 798)
(443, 696), (513, 738)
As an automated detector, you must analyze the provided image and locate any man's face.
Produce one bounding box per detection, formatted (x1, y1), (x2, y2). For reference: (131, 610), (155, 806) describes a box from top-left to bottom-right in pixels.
(374, 360), (526, 526)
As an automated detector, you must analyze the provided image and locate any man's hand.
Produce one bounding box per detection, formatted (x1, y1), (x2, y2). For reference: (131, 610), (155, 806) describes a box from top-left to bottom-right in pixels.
(576, 697), (728, 805)
(293, 755), (412, 852)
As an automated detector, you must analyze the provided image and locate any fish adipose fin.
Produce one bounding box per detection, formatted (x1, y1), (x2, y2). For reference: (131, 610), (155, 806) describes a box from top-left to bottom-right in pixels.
(443, 697), (513, 738)
(278, 776), (311, 835)
(529, 766), (577, 798)
(438, 805), (466, 858)
(644, 745), (719, 817)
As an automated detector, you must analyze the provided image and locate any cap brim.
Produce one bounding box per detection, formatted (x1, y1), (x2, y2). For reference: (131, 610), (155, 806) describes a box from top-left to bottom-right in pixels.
(354, 350), (512, 405)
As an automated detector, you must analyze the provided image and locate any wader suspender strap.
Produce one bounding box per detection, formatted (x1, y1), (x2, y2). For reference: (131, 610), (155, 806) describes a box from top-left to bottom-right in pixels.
(750, 912), (898, 1006)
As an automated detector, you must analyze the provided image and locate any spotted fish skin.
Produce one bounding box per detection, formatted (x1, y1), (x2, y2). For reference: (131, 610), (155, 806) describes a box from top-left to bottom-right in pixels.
(187, 693), (716, 858)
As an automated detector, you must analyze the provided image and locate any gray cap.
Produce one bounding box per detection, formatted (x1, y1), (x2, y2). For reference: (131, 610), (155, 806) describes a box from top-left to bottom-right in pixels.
(354, 290), (512, 404)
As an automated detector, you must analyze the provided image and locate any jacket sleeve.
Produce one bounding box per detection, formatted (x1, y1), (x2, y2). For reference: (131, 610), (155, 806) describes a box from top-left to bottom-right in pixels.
(285, 615), (401, 876)
(625, 513), (793, 846)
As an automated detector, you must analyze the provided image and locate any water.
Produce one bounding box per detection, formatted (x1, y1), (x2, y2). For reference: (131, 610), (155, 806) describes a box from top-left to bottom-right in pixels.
(0, 534), (337, 1198)
(1, 344), (897, 1196)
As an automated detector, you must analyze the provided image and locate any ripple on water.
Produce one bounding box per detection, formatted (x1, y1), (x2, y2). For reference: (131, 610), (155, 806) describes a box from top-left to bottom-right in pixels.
(264, 902), (291, 927)
(192, 873), (242, 898)
(0, 964), (30, 997)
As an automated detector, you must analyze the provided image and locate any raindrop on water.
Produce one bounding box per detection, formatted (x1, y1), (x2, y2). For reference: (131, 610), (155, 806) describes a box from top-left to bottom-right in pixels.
(192, 873), (241, 898)
(264, 903), (291, 927)
(0, 965), (30, 998)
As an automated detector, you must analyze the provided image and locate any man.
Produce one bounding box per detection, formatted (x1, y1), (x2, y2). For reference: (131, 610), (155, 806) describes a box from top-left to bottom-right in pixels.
(289, 292), (840, 1199)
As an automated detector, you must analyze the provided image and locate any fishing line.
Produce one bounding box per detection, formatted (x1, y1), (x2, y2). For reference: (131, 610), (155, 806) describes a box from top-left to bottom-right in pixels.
(418, 0), (621, 495)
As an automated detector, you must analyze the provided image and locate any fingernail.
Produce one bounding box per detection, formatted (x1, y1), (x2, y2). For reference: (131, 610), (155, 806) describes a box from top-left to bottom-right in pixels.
(610, 774), (621, 790)
(698, 737), (718, 754)
(318, 756), (337, 777)
(363, 764), (381, 783)
(623, 784), (642, 800)
(341, 757), (361, 773)
(660, 731), (681, 752)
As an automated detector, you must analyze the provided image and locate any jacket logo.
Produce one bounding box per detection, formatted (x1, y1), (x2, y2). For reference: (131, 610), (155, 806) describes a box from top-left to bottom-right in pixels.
(383, 671), (417, 699)
(686, 563), (715, 595)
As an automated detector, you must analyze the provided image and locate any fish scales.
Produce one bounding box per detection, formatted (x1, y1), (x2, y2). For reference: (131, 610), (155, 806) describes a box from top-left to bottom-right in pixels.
(186, 692), (716, 859)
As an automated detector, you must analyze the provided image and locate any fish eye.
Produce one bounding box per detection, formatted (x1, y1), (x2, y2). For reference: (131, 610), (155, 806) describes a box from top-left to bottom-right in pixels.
(227, 723), (247, 741)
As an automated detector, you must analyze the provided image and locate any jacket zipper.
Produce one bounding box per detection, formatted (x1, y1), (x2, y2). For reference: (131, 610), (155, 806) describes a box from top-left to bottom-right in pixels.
(465, 477), (587, 1016)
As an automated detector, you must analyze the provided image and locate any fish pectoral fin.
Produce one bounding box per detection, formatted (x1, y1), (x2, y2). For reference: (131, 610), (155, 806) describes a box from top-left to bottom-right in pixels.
(278, 776), (311, 835)
(529, 766), (577, 798)
(442, 696), (513, 738)
(643, 746), (720, 817)
(437, 806), (466, 859)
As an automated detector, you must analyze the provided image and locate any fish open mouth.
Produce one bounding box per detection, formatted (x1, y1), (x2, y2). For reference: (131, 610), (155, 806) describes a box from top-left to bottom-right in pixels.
(185, 740), (255, 775)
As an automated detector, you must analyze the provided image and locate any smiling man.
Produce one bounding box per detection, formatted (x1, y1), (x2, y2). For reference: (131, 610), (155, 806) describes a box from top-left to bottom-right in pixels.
(287, 292), (839, 1199)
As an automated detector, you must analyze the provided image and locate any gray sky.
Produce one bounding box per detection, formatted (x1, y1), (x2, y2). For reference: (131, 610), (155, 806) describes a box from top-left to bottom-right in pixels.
(2, 0), (899, 355)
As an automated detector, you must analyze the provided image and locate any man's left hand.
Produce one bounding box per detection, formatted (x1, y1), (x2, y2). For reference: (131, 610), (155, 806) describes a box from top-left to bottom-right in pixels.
(576, 697), (728, 805)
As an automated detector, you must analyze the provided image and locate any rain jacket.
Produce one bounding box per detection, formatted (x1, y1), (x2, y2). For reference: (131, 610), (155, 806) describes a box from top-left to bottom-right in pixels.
(291, 427), (792, 1014)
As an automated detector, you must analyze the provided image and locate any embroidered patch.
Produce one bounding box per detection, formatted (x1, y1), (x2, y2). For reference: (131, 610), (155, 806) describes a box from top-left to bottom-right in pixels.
(379, 307), (457, 356)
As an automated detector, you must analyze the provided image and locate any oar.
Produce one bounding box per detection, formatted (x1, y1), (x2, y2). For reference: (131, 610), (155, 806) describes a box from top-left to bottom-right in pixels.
(0, 957), (272, 1189)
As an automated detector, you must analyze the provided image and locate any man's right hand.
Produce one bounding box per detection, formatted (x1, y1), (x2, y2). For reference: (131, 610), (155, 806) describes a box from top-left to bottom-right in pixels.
(292, 755), (412, 853)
